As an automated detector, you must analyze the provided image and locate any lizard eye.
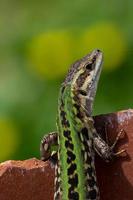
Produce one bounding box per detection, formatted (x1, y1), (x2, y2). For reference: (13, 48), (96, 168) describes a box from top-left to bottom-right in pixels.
(85, 63), (93, 70)
(78, 90), (87, 96)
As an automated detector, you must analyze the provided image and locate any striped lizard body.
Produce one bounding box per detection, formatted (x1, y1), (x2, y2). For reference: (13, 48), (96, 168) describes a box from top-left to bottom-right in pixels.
(40, 49), (125, 200)
(55, 50), (102, 200)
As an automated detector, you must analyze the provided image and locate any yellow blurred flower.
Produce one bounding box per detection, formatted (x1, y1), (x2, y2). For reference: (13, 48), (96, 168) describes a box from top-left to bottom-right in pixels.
(0, 118), (19, 161)
(28, 31), (73, 80)
(81, 22), (127, 70)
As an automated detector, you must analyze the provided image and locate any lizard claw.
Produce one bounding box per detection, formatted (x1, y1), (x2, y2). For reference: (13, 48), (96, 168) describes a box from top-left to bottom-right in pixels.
(111, 129), (126, 149)
(113, 149), (127, 157)
(111, 129), (127, 158)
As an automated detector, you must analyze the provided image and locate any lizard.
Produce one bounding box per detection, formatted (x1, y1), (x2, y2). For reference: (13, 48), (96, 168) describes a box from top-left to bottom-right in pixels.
(40, 49), (125, 200)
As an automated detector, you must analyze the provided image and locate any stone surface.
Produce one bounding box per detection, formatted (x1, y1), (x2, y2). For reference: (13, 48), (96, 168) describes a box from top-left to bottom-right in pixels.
(0, 158), (54, 200)
(94, 109), (133, 200)
(0, 109), (133, 200)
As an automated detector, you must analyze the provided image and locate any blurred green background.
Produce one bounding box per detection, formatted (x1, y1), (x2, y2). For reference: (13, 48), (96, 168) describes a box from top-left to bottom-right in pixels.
(0, 0), (133, 162)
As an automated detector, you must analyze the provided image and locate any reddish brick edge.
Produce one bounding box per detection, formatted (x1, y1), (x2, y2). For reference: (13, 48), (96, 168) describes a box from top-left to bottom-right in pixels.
(0, 109), (133, 200)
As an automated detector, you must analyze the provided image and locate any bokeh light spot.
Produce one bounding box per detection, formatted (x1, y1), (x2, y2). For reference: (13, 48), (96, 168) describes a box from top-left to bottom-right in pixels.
(81, 22), (127, 70)
(28, 31), (73, 80)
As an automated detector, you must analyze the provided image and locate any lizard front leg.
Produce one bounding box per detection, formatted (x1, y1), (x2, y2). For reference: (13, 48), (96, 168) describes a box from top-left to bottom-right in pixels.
(40, 132), (58, 163)
(93, 129), (126, 162)
(84, 110), (126, 161)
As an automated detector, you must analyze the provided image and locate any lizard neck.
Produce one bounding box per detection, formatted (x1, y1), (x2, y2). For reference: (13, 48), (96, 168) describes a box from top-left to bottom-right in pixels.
(55, 85), (99, 200)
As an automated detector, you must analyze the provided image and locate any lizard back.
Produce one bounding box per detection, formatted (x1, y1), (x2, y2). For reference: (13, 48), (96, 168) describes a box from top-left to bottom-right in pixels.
(54, 49), (103, 200)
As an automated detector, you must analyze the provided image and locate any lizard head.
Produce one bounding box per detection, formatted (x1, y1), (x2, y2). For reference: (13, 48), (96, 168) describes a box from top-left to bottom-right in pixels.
(64, 49), (103, 115)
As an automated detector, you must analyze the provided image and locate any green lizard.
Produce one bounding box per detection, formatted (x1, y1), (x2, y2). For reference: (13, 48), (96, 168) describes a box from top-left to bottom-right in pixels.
(40, 49), (125, 200)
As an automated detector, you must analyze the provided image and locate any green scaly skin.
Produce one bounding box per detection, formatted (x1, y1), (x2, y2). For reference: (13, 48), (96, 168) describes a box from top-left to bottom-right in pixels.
(55, 50), (102, 200)
(40, 49), (123, 200)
